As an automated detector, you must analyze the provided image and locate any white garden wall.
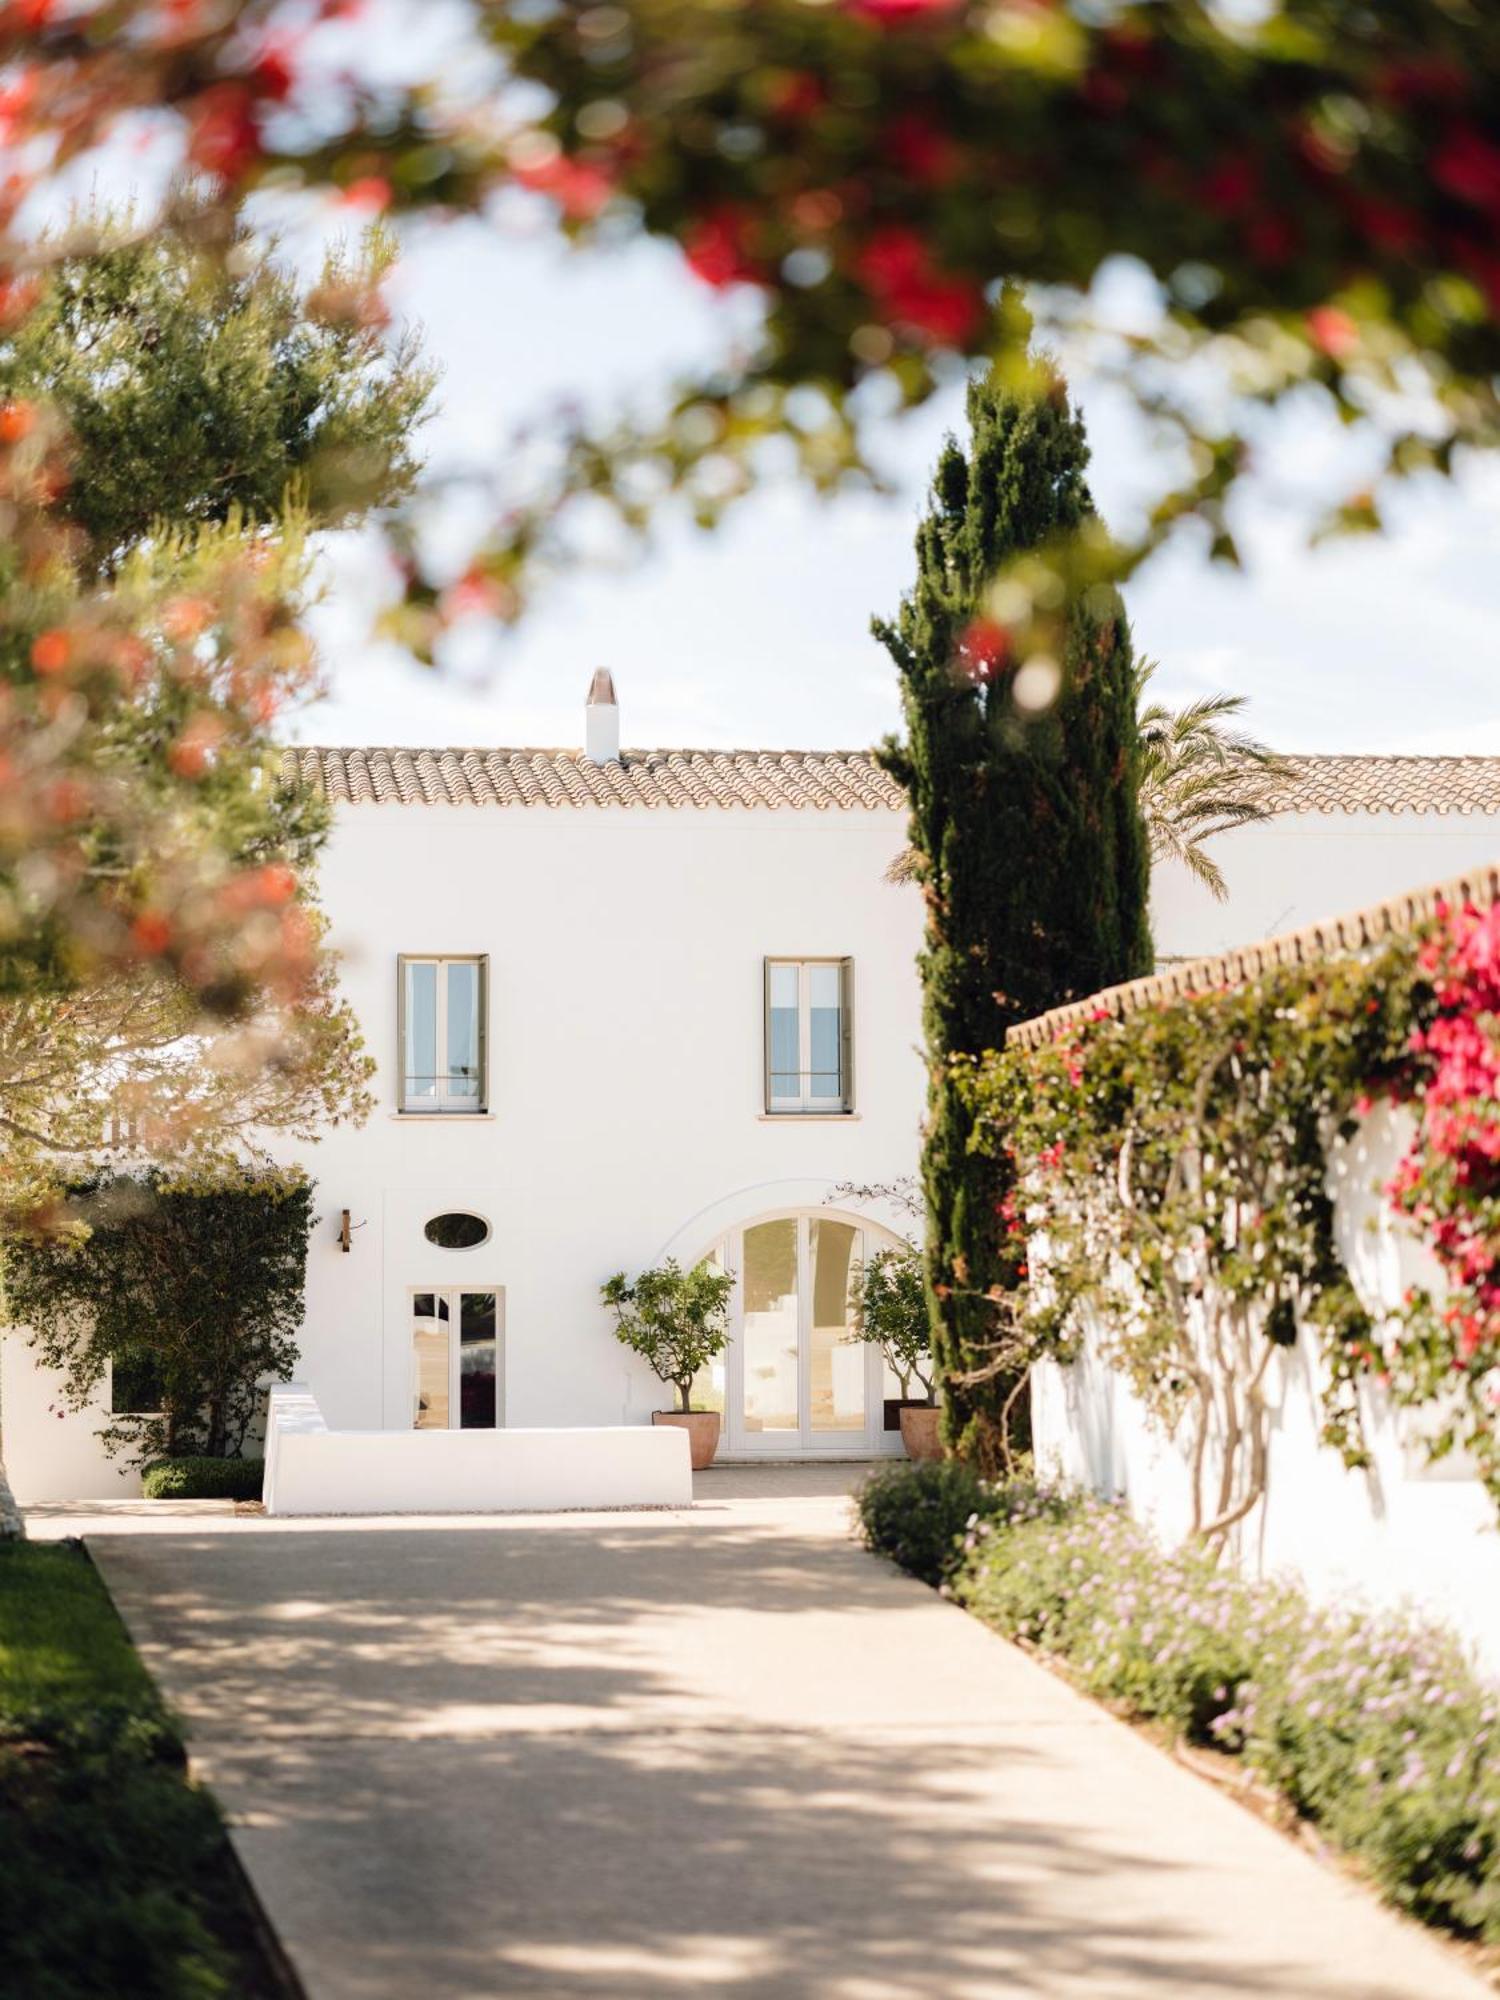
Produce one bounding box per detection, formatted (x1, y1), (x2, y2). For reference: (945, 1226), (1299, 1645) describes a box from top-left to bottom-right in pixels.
(262, 1383), (692, 1515)
(1031, 1102), (1500, 1672)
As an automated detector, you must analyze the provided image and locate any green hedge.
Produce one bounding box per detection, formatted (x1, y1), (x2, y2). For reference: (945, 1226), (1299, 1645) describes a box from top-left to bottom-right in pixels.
(142, 1457), (264, 1502)
(858, 1471), (1500, 1944)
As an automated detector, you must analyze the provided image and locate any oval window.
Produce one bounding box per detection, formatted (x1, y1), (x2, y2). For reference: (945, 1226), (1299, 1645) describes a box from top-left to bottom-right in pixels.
(423, 1211), (490, 1251)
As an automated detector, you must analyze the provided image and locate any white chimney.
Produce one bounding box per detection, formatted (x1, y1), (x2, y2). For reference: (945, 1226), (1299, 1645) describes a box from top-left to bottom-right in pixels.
(585, 667), (620, 763)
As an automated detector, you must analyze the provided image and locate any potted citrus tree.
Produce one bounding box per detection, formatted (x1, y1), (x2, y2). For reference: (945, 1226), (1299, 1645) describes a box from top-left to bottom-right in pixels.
(850, 1242), (943, 1460)
(601, 1258), (734, 1469)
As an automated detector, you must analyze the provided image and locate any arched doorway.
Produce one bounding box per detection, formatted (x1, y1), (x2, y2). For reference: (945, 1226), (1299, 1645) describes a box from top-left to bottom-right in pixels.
(694, 1208), (912, 1457)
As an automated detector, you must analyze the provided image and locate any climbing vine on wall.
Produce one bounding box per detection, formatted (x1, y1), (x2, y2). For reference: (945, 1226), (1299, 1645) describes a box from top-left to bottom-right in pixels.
(968, 901), (1500, 1538)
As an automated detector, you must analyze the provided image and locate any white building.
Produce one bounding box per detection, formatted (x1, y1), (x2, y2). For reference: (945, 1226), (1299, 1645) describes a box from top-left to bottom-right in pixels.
(6, 678), (1500, 1503)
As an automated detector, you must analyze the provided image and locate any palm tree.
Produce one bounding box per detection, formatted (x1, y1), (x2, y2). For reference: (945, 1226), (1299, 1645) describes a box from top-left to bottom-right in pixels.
(1133, 661), (1290, 900)
(886, 662), (1290, 901)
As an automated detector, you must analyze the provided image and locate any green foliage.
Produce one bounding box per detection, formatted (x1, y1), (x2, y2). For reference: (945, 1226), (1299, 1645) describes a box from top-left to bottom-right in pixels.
(855, 1459), (1067, 1589)
(850, 1241), (934, 1400)
(1133, 661), (1289, 902)
(3, 1168), (314, 1465)
(957, 1496), (1281, 1742)
(486, 2), (1500, 586)
(601, 1259), (734, 1413)
(861, 1471), (1500, 1941)
(856, 1460), (995, 1587)
(141, 1458), (264, 1502)
(945, 1496), (1500, 1943)
(971, 913), (1500, 1529)
(1, 214), (434, 576)
(877, 356), (1151, 1467)
(0, 208), (431, 1024)
(0, 1541), (283, 1997)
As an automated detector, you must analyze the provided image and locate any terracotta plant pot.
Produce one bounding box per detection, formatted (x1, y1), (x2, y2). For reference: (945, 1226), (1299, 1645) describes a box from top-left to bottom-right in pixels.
(653, 1409), (721, 1470)
(899, 1403), (944, 1463)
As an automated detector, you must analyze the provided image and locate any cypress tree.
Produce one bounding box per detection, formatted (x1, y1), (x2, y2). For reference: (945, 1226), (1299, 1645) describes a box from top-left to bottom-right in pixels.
(877, 360), (1152, 1466)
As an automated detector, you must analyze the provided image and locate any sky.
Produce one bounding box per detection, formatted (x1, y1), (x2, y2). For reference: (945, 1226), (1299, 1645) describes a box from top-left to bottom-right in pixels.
(294, 213), (1500, 760)
(56, 0), (1495, 764)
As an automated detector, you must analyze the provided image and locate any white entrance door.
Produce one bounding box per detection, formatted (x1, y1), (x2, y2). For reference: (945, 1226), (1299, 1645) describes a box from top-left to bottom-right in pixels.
(722, 1215), (888, 1455)
(410, 1289), (504, 1430)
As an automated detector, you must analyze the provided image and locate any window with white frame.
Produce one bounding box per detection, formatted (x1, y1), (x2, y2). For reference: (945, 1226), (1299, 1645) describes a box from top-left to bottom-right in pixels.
(764, 958), (853, 1113)
(399, 956), (487, 1111)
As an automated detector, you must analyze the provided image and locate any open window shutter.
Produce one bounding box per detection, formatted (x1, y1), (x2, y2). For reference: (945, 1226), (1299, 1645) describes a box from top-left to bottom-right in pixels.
(478, 955), (490, 1111)
(762, 957), (773, 1113)
(396, 956), (408, 1109)
(839, 958), (854, 1111)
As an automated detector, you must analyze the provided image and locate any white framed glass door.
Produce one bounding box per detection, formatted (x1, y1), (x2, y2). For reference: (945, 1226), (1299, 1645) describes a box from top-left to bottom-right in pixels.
(410, 1288), (503, 1429)
(719, 1215), (896, 1455)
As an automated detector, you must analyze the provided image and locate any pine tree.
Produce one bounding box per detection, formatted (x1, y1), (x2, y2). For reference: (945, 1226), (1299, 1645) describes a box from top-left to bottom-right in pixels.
(1, 212), (433, 577)
(877, 361), (1151, 1465)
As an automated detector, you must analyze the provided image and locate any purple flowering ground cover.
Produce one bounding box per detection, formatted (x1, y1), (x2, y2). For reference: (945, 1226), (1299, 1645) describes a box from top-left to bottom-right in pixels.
(856, 1462), (1500, 1946)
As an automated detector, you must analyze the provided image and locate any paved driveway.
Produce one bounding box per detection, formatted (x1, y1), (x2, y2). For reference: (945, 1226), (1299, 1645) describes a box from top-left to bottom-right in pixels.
(36, 1469), (1492, 2000)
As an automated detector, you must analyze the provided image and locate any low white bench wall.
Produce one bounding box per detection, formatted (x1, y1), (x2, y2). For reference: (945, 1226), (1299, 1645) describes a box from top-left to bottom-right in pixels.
(263, 1384), (693, 1517)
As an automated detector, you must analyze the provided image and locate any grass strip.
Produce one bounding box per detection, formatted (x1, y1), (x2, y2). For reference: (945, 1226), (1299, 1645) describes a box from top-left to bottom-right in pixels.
(0, 1539), (296, 2000)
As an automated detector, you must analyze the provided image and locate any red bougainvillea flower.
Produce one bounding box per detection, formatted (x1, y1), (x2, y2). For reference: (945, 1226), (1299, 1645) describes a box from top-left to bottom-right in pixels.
(1433, 126), (1500, 211)
(512, 153), (614, 220)
(885, 112), (964, 186)
(1201, 156), (1259, 214)
(1307, 306), (1357, 359)
(130, 912), (173, 956)
(768, 71), (826, 122)
(340, 177), (392, 212)
(856, 227), (983, 344)
(955, 615), (1010, 679)
(847, 0), (965, 19)
(683, 206), (761, 288)
(186, 84), (262, 182)
(251, 36), (299, 104)
(30, 629), (69, 675)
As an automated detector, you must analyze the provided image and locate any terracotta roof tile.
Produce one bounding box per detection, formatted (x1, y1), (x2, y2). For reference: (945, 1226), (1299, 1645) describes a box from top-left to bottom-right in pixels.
(1268, 755), (1500, 816)
(285, 748), (1500, 817)
(286, 746), (909, 811)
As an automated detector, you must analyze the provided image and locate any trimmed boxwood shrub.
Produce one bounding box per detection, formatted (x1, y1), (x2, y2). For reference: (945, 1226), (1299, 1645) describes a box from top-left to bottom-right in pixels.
(856, 1461), (991, 1586)
(855, 1459), (1070, 1588)
(141, 1457), (264, 1502)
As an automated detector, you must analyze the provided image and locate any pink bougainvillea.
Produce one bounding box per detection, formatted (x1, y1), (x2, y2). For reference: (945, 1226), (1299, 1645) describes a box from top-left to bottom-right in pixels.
(1388, 900), (1500, 1382)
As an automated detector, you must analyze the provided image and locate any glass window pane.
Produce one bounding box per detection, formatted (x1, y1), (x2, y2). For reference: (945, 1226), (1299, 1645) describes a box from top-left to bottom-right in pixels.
(689, 1250), (727, 1412)
(412, 1293), (450, 1429)
(809, 1221), (864, 1431)
(768, 964), (800, 1101)
(405, 962), (438, 1102)
(742, 1219), (798, 1433)
(445, 961), (479, 1099)
(459, 1292), (498, 1429)
(808, 963), (842, 1102)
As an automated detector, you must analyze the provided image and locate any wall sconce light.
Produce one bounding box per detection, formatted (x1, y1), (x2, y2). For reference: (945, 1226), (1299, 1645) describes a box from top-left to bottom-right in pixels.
(340, 1209), (372, 1254)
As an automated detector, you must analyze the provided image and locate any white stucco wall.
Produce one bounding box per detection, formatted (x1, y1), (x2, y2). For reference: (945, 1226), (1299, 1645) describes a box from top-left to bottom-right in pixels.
(9, 771), (1500, 1509)
(1031, 1103), (1500, 1672)
(276, 801), (927, 1444)
(1153, 810), (1500, 963)
(0, 1347), (142, 1503)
